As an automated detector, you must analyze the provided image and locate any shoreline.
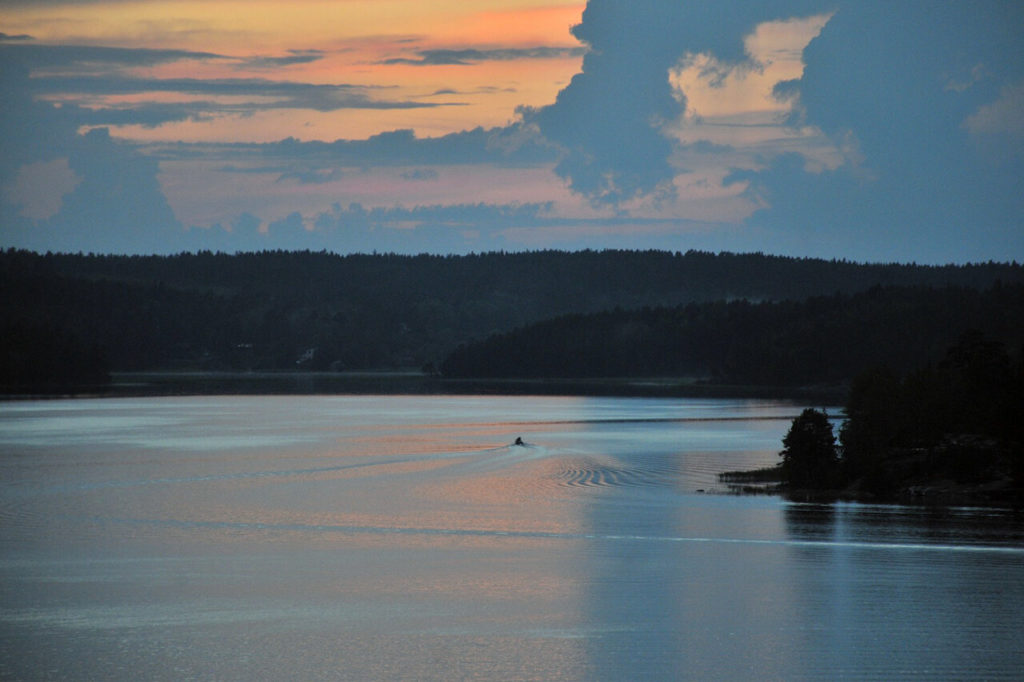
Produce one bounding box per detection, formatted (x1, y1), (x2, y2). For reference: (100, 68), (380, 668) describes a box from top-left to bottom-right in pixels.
(1, 370), (849, 402)
(718, 465), (1024, 509)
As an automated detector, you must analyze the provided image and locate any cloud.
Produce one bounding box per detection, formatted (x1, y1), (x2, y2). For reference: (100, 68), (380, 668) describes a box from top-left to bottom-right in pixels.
(240, 49), (326, 69)
(1, 128), (184, 254)
(65, 101), (210, 128)
(794, 3), (1022, 165)
(0, 43), (225, 70)
(161, 124), (559, 168)
(380, 46), (585, 66)
(28, 75), (454, 112)
(231, 212), (262, 235)
(2, 42), (457, 132)
(0, 61), (76, 174)
(50, 128), (182, 252)
(215, 164), (291, 175)
(1, 158), (79, 220)
(683, 140), (735, 155)
(313, 201), (553, 230)
(4, 1), (1022, 262)
(963, 80), (1024, 162)
(276, 168), (344, 184)
(2, 42), (323, 71)
(743, 0), (1024, 261)
(294, 201), (709, 254)
(180, 201), (562, 254)
(267, 210), (309, 237)
(400, 169), (438, 181)
(525, 0), (1022, 261)
(1, 61), (183, 254)
(528, 0), (823, 206)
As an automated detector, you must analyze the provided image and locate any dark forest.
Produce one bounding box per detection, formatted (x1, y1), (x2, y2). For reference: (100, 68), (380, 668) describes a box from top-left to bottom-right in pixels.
(2, 248), (1022, 392)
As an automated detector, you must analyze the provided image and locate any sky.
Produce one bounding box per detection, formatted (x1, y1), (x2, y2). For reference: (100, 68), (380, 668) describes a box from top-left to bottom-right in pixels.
(1, 0), (1022, 263)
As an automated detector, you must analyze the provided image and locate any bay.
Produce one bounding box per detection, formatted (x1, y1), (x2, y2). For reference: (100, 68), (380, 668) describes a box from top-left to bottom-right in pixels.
(1, 395), (1022, 680)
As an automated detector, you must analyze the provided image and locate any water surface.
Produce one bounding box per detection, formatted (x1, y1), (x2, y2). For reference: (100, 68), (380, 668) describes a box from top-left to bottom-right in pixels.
(1, 395), (1021, 680)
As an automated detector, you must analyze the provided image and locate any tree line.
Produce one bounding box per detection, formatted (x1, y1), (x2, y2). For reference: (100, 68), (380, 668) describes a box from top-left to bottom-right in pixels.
(440, 283), (1024, 387)
(2, 248), (1021, 391)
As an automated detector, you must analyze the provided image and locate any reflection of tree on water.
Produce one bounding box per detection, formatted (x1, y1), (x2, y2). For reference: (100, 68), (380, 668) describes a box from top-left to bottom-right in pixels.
(781, 500), (1024, 677)
(786, 502), (1024, 549)
(783, 503), (838, 543)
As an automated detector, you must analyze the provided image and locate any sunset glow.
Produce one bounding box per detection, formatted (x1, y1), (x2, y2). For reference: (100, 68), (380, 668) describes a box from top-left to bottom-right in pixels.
(2, 1), (1021, 262)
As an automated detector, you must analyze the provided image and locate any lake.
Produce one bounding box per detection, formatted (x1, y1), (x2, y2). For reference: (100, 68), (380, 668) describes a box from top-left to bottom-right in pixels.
(1, 395), (1022, 680)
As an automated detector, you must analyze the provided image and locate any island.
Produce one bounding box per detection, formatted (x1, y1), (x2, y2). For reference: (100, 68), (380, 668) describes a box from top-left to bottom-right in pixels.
(721, 331), (1024, 506)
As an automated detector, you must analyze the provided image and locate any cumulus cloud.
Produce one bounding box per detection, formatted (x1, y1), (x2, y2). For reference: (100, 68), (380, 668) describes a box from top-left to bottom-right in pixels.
(1, 158), (79, 220)
(51, 128), (181, 252)
(527, 0), (1022, 260)
(751, 0), (1024, 261)
(528, 0), (823, 206)
(0, 60), (182, 253)
(1, 128), (183, 254)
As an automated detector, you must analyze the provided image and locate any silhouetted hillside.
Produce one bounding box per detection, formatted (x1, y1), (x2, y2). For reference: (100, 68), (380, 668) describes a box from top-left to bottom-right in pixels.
(440, 284), (1024, 387)
(1, 322), (110, 393)
(2, 248), (1021, 378)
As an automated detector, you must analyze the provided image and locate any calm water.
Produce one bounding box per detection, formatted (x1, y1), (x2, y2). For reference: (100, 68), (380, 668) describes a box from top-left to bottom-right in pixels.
(1, 395), (1022, 681)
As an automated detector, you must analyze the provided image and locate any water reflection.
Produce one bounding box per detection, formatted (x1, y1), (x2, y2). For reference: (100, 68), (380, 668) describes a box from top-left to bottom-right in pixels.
(572, 400), (797, 680)
(2, 395), (1022, 680)
(785, 502), (1024, 549)
(783, 502), (1024, 679)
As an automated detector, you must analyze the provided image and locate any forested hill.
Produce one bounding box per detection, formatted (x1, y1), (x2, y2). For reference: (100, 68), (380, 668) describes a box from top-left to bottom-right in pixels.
(441, 284), (1024, 387)
(2, 248), (1022, 378)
